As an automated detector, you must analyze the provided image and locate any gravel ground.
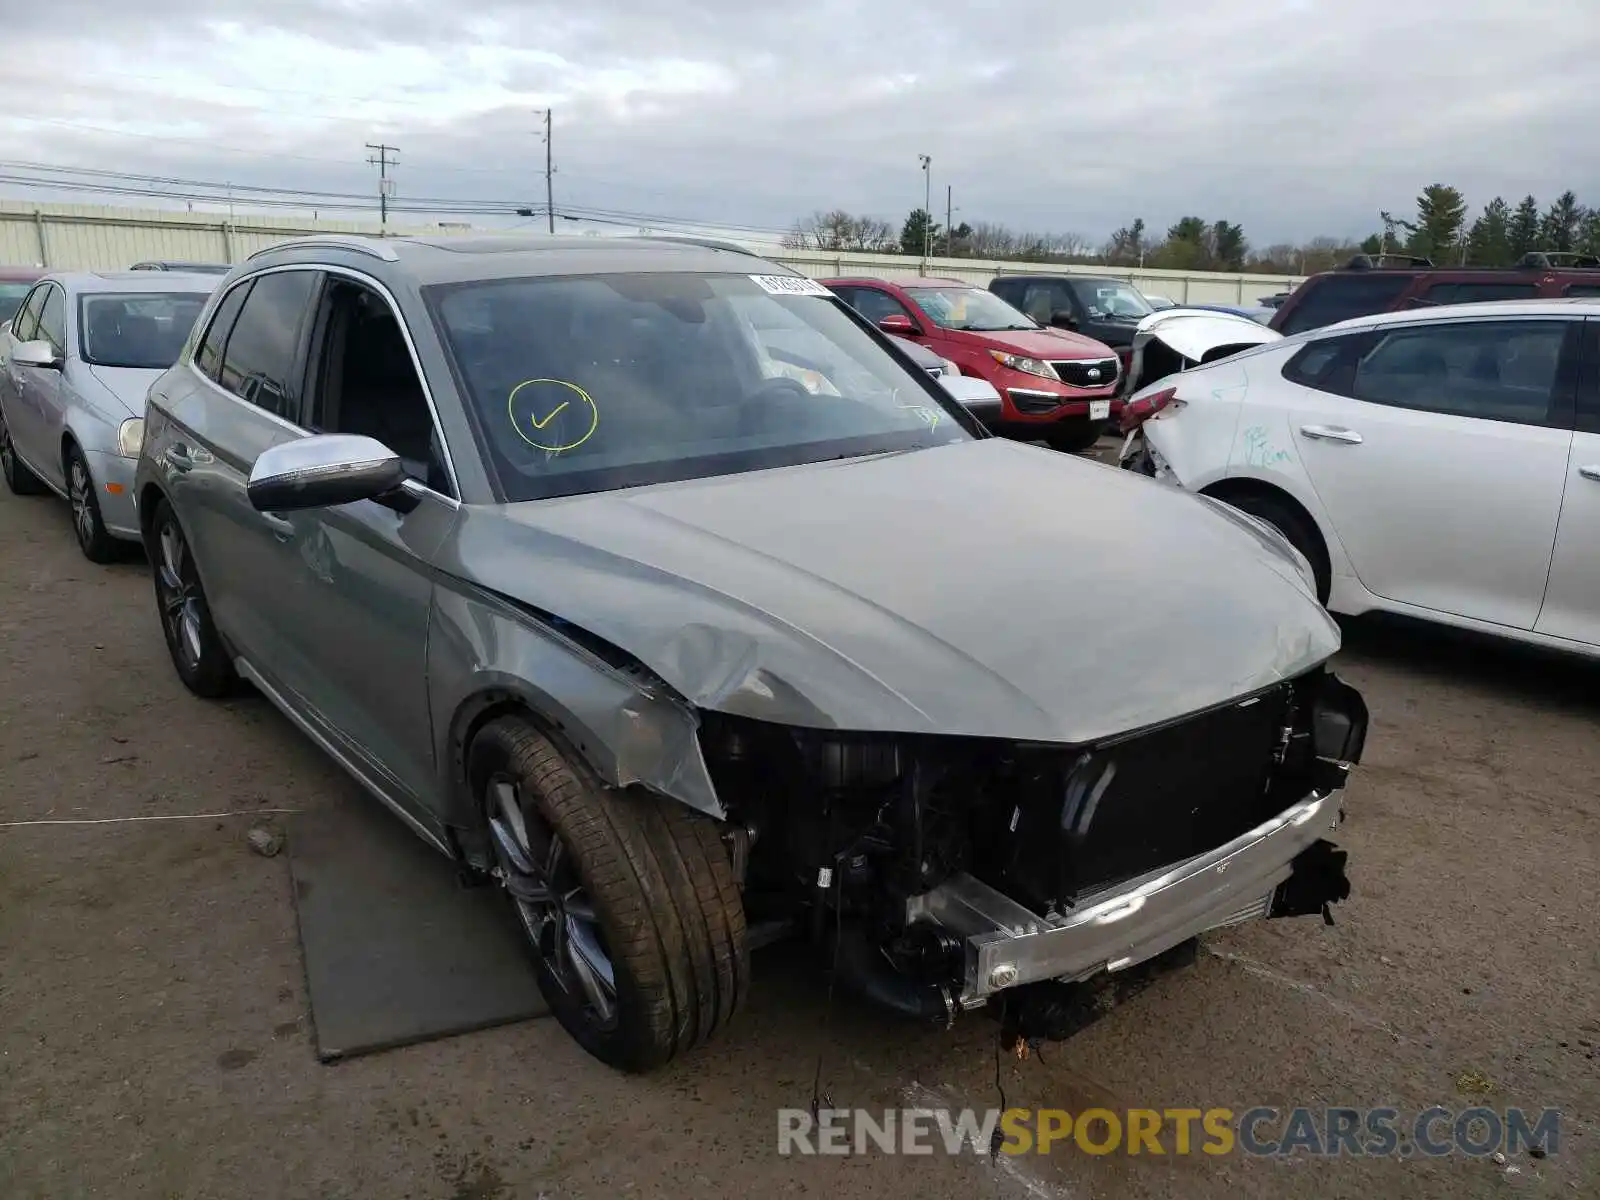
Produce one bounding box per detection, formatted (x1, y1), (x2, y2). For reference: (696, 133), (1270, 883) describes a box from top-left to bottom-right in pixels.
(2, 455), (1597, 1200)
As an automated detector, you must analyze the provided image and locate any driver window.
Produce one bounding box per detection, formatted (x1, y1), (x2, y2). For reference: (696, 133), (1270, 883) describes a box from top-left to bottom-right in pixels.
(305, 279), (452, 496)
(1020, 284), (1057, 323)
(850, 288), (914, 327)
(10, 286), (45, 342)
(37, 286), (65, 354)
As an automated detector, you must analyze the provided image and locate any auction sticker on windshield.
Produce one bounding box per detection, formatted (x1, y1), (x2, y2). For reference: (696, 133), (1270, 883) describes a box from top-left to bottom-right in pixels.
(749, 275), (833, 297)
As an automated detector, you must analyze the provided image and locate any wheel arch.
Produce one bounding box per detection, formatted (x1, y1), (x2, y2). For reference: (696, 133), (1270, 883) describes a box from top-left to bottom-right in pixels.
(1200, 475), (1333, 594)
(438, 664), (724, 871)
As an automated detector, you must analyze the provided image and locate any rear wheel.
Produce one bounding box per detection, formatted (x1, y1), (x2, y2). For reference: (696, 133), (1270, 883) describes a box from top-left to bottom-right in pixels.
(470, 717), (747, 1072)
(150, 497), (238, 697)
(1217, 491), (1331, 604)
(0, 406), (44, 495)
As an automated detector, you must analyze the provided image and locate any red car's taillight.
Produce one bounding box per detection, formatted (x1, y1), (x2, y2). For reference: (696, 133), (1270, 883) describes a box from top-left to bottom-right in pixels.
(1118, 386), (1179, 433)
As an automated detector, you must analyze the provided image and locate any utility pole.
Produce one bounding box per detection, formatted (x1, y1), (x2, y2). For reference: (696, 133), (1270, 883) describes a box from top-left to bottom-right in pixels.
(945, 184), (953, 256)
(366, 142), (399, 230)
(543, 109), (555, 233)
(918, 154), (931, 275)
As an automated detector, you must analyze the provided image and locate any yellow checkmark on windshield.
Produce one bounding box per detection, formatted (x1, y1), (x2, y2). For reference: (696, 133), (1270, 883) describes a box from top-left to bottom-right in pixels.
(528, 401), (568, 430)
(507, 378), (598, 453)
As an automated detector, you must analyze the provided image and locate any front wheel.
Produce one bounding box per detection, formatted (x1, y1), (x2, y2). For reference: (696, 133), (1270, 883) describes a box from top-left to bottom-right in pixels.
(470, 718), (748, 1072)
(66, 444), (121, 563)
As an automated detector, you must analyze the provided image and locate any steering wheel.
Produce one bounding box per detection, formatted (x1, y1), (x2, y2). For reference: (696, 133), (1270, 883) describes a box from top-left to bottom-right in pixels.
(738, 376), (817, 436)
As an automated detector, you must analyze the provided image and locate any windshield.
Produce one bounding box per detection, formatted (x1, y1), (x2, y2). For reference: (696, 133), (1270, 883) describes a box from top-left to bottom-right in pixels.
(0, 282), (32, 323)
(428, 272), (971, 502)
(79, 292), (210, 368)
(905, 287), (1038, 332)
(1074, 281), (1153, 320)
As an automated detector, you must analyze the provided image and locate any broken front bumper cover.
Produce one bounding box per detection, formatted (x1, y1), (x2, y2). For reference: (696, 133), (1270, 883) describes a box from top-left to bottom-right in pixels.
(907, 774), (1351, 1006)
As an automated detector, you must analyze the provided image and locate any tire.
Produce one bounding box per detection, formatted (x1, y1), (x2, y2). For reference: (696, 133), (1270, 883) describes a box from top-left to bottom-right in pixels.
(149, 496), (238, 697)
(0, 404), (44, 495)
(1044, 423), (1103, 454)
(65, 443), (121, 563)
(471, 717), (747, 1073)
(1218, 491), (1331, 605)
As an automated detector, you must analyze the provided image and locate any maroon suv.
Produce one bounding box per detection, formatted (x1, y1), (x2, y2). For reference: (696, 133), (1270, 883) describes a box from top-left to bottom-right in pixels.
(824, 276), (1121, 452)
(1270, 251), (1600, 335)
(0, 267), (43, 325)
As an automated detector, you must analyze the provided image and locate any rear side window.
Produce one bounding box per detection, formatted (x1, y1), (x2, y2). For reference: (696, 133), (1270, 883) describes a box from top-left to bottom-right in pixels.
(216, 271), (317, 420)
(1281, 337), (1359, 392)
(1350, 319), (1571, 427)
(1422, 281), (1539, 305)
(1278, 275), (1412, 335)
(195, 281), (252, 381)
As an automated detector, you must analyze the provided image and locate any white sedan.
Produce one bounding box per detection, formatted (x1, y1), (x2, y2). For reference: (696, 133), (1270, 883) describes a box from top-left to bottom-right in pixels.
(1119, 299), (1600, 655)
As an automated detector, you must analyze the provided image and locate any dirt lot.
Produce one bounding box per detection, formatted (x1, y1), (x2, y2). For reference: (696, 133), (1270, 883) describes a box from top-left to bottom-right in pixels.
(2, 458), (1597, 1200)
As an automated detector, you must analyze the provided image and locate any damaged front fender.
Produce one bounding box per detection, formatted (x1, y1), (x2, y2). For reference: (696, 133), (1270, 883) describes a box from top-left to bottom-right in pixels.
(428, 585), (725, 839)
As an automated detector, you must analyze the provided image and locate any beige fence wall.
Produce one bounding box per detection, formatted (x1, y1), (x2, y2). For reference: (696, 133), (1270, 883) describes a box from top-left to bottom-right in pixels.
(0, 201), (1303, 304)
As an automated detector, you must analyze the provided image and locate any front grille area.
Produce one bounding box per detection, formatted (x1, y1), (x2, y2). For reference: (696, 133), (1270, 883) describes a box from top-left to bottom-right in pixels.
(1052, 358), (1119, 388)
(994, 680), (1301, 908)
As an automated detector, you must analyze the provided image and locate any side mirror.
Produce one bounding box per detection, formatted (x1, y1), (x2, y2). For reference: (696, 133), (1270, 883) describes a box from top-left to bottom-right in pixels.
(1049, 310), (1079, 331)
(937, 374), (1004, 425)
(12, 339), (62, 369)
(247, 433), (410, 514)
(878, 314), (918, 335)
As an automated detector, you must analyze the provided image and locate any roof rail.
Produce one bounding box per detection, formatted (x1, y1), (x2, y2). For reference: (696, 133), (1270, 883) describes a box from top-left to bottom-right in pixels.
(247, 235), (401, 263)
(1344, 253), (1434, 270)
(629, 234), (758, 257)
(1517, 250), (1600, 269)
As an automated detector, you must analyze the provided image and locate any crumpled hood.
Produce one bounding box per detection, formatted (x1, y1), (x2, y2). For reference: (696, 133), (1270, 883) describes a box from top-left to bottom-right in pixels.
(955, 326), (1115, 360)
(1133, 309), (1281, 363)
(449, 439), (1340, 744)
(86, 365), (164, 417)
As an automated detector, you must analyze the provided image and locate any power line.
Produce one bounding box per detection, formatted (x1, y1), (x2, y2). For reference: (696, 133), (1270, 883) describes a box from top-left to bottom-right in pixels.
(0, 159), (801, 238)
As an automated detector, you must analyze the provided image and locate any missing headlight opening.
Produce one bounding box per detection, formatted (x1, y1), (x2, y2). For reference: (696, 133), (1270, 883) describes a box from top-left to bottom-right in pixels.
(694, 664), (1364, 1034)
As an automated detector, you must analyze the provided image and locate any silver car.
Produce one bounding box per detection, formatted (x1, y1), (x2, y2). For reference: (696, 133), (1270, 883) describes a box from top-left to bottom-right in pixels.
(135, 234), (1366, 1073)
(1, 271), (218, 560)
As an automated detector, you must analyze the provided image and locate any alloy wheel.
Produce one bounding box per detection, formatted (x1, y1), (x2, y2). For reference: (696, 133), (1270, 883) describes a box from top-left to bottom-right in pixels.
(156, 518), (204, 670)
(0, 412), (14, 481)
(68, 457), (95, 549)
(486, 775), (618, 1030)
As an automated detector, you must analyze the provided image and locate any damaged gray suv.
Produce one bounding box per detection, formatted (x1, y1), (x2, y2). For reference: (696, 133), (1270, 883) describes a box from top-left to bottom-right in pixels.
(134, 234), (1367, 1072)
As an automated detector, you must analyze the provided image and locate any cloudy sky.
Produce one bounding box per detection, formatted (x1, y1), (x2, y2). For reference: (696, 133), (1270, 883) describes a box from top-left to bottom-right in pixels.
(1, 0), (1597, 248)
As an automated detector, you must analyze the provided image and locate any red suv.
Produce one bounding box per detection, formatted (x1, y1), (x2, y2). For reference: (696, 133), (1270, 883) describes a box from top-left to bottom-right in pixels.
(824, 277), (1122, 451)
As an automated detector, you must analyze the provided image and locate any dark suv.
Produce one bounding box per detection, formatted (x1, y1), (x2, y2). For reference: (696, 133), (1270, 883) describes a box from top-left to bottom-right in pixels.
(989, 273), (1153, 364)
(1269, 251), (1600, 335)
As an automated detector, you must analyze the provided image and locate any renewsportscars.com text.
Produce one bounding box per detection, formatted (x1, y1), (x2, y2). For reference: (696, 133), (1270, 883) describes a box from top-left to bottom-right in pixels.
(777, 1106), (1561, 1158)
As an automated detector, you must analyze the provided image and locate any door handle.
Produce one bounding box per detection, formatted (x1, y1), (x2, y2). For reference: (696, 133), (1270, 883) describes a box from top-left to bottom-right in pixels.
(1580, 466), (1600, 482)
(259, 512), (295, 541)
(1300, 424), (1363, 444)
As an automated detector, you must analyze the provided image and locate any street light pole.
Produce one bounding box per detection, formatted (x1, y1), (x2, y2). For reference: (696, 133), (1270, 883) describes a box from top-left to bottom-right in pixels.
(918, 154), (931, 275)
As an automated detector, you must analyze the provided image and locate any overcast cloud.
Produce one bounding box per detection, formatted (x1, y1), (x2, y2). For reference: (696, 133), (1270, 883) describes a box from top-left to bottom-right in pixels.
(1, 0), (1597, 246)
